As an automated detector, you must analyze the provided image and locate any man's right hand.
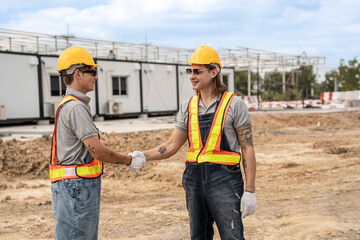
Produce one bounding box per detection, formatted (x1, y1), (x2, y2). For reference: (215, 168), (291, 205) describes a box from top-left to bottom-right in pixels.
(127, 151), (146, 172)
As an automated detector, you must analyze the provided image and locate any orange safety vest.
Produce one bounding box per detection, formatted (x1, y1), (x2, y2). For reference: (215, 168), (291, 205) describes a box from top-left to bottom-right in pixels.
(49, 95), (103, 183)
(186, 91), (241, 165)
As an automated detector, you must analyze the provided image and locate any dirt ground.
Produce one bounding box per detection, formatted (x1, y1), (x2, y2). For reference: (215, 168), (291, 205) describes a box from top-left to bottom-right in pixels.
(0, 110), (359, 240)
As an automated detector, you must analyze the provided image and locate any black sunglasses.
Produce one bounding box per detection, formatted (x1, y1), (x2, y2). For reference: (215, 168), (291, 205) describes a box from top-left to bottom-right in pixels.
(186, 68), (203, 75)
(82, 69), (97, 76)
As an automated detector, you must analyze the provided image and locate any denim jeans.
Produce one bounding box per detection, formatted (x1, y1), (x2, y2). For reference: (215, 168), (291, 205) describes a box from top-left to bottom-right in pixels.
(51, 177), (101, 240)
(182, 162), (245, 240)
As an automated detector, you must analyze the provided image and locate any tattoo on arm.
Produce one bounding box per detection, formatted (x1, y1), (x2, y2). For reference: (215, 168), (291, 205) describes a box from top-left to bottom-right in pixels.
(242, 158), (247, 169)
(158, 147), (166, 154)
(86, 144), (96, 154)
(237, 124), (254, 147)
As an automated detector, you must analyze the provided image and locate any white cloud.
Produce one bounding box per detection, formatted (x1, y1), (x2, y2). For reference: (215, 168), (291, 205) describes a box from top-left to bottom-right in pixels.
(0, 0), (359, 73)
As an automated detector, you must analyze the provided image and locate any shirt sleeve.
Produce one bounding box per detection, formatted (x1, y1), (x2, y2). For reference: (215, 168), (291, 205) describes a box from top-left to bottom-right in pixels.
(175, 99), (190, 132)
(232, 96), (252, 129)
(67, 104), (99, 141)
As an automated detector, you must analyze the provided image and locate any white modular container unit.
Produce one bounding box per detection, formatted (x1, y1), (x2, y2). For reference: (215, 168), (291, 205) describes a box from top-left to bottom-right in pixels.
(40, 56), (97, 117)
(221, 67), (235, 92)
(0, 51), (235, 123)
(177, 65), (196, 105)
(141, 63), (178, 113)
(0, 52), (40, 120)
(96, 60), (141, 115)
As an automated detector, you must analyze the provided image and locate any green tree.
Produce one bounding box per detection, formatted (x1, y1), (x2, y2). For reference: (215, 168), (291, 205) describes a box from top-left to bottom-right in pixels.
(337, 58), (360, 91)
(263, 71), (283, 99)
(263, 70), (295, 100)
(234, 70), (258, 96)
(297, 65), (316, 99)
(321, 70), (337, 92)
(262, 70), (301, 101)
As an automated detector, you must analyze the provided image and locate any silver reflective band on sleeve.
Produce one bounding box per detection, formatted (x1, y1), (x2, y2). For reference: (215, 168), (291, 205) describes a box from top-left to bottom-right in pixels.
(64, 167), (77, 177)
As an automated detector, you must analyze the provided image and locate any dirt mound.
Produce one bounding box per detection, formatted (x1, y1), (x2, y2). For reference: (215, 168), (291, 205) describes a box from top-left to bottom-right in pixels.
(0, 135), (51, 178)
(251, 110), (360, 130)
(0, 130), (173, 179)
(0, 111), (359, 179)
(313, 138), (360, 157)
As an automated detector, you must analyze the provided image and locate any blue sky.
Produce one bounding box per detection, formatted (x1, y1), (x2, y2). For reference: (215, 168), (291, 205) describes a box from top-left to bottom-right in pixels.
(1, 0), (360, 80)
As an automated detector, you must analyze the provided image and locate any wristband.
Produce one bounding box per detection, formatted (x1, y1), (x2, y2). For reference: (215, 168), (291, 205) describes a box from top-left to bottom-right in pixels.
(245, 190), (255, 193)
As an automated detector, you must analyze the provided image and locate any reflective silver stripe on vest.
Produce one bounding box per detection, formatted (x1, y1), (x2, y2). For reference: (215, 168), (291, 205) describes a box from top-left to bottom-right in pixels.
(64, 167), (77, 177)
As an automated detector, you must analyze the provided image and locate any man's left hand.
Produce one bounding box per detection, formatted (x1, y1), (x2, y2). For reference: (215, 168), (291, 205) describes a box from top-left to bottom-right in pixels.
(240, 191), (257, 218)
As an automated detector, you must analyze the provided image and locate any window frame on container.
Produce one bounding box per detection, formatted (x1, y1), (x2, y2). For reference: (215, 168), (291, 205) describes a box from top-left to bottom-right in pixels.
(222, 74), (229, 88)
(50, 74), (66, 96)
(112, 75), (128, 96)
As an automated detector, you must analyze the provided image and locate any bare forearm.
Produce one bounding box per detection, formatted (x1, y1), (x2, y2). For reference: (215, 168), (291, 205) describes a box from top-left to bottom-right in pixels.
(144, 142), (179, 161)
(143, 129), (187, 161)
(241, 147), (256, 192)
(96, 148), (131, 165)
(237, 123), (257, 193)
(84, 140), (131, 165)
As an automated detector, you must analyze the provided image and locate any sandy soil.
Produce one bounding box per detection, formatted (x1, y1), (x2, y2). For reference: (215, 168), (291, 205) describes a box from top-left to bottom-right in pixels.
(0, 111), (359, 239)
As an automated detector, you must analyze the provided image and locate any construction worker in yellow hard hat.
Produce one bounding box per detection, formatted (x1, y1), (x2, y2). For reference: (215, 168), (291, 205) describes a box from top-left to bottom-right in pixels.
(129, 45), (257, 239)
(51, 46), (145, 240)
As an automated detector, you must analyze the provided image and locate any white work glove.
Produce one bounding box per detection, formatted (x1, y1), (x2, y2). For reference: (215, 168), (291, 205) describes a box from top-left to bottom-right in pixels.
(127, 151), (146, 172)
(240, 191), (257, 218)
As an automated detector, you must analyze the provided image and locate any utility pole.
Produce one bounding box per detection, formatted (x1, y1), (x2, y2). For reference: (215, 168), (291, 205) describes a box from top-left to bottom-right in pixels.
(248, 63), (251, 97)
(269, 73), (272, 101)
(310, 67), (314, 97)
(145, 35), (148, 62)
(334, 71), (337, 92)
(301, 52), (307, 108)
(257, 54), (260, 109)
(66, 24), (69, 48)
(301, 66), (305, 108)
(282, 68), (286, 92)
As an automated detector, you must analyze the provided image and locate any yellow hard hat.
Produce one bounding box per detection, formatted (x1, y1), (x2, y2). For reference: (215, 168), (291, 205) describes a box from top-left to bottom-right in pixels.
(187, 46), (222, 68)
(57, 46), (100, 72)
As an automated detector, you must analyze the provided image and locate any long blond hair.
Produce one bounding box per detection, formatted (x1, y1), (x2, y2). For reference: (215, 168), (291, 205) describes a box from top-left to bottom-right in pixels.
(196, 64), (227, 96)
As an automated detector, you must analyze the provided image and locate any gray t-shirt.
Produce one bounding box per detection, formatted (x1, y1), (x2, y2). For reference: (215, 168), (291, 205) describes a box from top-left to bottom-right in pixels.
(175, 94), (251, 152)
(56, 88), (99, 165)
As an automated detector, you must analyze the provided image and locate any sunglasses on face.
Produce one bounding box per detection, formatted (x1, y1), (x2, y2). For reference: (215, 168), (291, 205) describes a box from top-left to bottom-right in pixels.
(186, 68), (203, 75)
(82, 69), (97, 76)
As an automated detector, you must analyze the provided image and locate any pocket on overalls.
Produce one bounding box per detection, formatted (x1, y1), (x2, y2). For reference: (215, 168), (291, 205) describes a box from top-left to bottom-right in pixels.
(223, 163), (241, 173)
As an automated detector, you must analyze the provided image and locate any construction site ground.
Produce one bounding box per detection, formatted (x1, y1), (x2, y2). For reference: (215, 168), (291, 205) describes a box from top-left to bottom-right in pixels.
(0, 109), (359, 240)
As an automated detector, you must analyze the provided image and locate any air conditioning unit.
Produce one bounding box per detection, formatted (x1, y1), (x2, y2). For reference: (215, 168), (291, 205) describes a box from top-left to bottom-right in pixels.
(0, 105), (6, 120)
(107, 101), (123, 114)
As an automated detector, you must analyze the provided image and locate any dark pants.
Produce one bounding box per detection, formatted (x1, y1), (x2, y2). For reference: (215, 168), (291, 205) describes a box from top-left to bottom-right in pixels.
(182, 163), (244, 240)
(183, 112), (244, 240)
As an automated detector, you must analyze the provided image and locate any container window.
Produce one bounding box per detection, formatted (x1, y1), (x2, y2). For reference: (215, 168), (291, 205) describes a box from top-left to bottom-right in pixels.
(50, 75), (64, 96)
(120, 77), (127, 95)
(112, 76), (128, 96)
(112, 77), (120, 95)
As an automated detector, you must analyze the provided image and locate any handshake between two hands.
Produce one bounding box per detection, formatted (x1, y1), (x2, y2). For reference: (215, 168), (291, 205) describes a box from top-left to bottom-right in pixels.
(127, 151), (147, 172)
